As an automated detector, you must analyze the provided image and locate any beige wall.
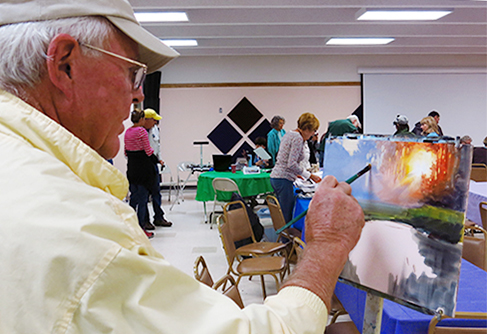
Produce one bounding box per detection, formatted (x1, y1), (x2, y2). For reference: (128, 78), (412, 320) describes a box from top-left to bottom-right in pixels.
(113, 53), (487, 175)
(114, 84), (360, 175)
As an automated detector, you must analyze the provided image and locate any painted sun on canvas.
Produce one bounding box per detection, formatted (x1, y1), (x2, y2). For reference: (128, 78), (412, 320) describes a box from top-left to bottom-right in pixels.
(323, 134), (472, 316)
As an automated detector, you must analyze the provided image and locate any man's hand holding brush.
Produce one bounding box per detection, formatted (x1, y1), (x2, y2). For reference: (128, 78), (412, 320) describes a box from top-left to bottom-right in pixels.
(282, 175), (365, 313)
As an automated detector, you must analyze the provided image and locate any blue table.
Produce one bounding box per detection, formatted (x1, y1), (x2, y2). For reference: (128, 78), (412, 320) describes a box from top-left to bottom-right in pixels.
(291, 194), (311, 232)
(335, 259), (487, 333)
(293, 196), (487, 332)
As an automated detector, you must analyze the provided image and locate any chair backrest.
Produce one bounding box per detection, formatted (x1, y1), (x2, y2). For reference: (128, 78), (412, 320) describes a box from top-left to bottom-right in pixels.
(212, 274), (244, 309)
(212, 178), (241, 201)
(217, 215), (237, 267)
(223, 201), (255, 243)
(160, 164), (172, 176)
(160, 165), (175, 184)
(293, 237), (306, 261)
(471, 163), (487, 182)
(266, 195), (286, 231)
(480, 202), (487, 228)
(428, 312), (487, 334)
(288, 236), (306, 265)
(193, 255), (214, 287)
(463, 236), (486, 271)
(462, 223), (487, 271)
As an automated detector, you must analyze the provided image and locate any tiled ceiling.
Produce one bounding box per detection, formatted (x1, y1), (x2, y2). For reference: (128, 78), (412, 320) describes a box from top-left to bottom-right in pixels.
(129, 0), (487, 57)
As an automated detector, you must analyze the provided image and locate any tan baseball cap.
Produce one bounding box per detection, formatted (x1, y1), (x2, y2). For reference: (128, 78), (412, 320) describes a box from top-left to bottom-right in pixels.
(0, 0), (179, 73)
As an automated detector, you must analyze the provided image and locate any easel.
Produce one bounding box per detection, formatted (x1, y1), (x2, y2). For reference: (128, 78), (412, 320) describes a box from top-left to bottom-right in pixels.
(362, 292), (446, 333)
(170, 141), (209, 210)
(193, 141), (209, 166)
(363, 293), (384, 334)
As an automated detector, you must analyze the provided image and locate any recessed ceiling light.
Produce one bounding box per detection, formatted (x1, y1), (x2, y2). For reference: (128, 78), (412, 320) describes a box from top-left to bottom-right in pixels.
(326, 38), (395, 45)
(356, 9), (452, 21)
(161, 39), (198, 47)
(134, 12), (188, 23)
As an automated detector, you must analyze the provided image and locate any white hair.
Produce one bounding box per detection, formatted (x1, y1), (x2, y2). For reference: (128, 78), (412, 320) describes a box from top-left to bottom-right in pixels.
(347, 115), (362, 129)
(0, 16), (117, 95)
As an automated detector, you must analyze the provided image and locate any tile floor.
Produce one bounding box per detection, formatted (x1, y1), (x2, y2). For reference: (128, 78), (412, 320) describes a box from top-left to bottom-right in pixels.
(149, 188), (277, 305)
(149, 188), (351, 322)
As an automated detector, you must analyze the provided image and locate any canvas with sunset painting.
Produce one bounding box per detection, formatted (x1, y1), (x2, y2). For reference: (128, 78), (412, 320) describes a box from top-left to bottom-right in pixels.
(323, 134), (472, 316)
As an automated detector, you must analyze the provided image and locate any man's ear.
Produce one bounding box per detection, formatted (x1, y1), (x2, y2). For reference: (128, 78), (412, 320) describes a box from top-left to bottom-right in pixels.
(45, 34), (80, 99)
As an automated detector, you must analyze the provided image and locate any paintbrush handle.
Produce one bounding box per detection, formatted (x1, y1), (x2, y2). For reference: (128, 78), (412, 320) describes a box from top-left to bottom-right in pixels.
(276, 209), (307, 235)
(275, 164), (371, 235)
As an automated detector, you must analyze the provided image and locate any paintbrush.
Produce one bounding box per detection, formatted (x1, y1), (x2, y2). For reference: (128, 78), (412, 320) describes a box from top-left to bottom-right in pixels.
(275, 164), (372, 235)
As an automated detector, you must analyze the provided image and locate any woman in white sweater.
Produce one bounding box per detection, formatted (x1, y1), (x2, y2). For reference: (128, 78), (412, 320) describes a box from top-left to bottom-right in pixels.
(270, 112), (322, 223)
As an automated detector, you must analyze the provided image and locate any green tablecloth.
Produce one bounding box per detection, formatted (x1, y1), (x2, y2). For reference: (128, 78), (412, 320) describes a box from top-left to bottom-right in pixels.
(195, 170), (274, 202)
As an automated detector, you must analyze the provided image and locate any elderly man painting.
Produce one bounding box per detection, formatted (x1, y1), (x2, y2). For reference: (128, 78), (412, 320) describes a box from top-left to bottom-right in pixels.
(0, 1), (365, 333)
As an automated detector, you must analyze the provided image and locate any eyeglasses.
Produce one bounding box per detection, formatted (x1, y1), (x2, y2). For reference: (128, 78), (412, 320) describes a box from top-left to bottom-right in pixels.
(80, 43), (147, 90)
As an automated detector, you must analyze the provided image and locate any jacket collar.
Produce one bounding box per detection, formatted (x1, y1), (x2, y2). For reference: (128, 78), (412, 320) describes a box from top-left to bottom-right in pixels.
(0, 90), (128, 200)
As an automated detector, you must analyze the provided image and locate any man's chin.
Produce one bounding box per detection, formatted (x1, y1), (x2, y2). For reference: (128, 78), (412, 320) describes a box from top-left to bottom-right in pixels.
(97, 142), (120, 161)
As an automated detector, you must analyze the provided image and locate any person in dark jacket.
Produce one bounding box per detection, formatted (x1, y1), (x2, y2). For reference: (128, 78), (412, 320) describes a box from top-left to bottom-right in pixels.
(318, 115), (360, 166)
(412, 110), (444, 136)
(473, 136), (487, 165)
(393, 114), (416, 138)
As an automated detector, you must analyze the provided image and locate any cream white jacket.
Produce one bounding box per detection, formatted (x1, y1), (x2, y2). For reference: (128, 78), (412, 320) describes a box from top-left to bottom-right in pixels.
(0, 90), (327, 334)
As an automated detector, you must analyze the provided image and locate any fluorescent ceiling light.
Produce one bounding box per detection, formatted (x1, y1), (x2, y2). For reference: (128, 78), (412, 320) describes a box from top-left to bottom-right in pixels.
(357, 10), (452, 21)
(134, 12), (188, 22)
(326, 38), (395, 45)
(162, 39), (198, 47)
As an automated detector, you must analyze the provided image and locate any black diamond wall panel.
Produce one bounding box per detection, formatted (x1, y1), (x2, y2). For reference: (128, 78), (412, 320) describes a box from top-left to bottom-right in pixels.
(231, 141), (254, 163)
(228, 97), (263, 133)
(249, 119), (272, 144)
(207, 119), (242, 154)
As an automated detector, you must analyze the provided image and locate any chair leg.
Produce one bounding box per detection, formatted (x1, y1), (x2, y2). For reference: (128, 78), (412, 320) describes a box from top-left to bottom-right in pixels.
(260, 275), (267, 299)
(329, 309), (348, 325)
(235, 276), (242, 287)
(271, 274), (280, 292)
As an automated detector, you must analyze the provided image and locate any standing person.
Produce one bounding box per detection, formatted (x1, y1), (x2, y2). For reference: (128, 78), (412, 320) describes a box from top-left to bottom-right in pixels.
(393, 114), (416, 137)
(460, 135), (472, 145)
(267, 115), (286, 165)
(270, 113), (322, 223)
(412, 110), (444, 136)
(420, 116), (441, 137)
(0, 1), (365, 333)
(143, 108), (172, 227)
(317, 115), (361, 166)
(307, 132), (319, 166)
(125, 109), (158, 237)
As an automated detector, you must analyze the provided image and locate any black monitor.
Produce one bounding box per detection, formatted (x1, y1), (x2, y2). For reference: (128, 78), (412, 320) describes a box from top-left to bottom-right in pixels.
(212, 154), (232, 172)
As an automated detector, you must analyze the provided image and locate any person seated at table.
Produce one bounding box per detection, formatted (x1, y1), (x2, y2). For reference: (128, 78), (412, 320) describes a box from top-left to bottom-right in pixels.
(473, 136), (487, 165)
(271, 113), (322, 224)
(253, 136), (272, 168)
